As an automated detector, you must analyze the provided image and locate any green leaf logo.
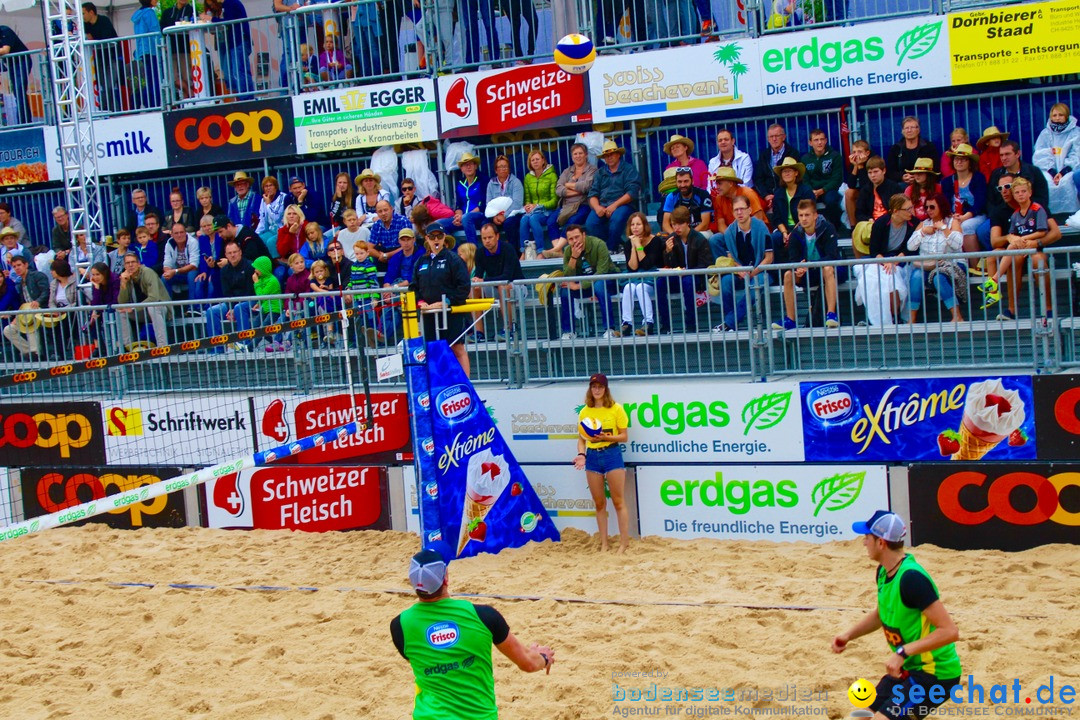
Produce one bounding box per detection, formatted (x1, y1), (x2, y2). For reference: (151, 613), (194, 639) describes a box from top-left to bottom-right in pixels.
(140, 488), (149, 501)
(895, 21), (942, 66)
(811, 472), (865, 516)
(741, 391), (792, 435)
(29, 520), (40, 532)
(86, 504), (96, 516)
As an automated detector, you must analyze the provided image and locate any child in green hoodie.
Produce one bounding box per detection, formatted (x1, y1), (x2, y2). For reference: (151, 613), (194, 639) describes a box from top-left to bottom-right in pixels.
(251, 255), (286, 352)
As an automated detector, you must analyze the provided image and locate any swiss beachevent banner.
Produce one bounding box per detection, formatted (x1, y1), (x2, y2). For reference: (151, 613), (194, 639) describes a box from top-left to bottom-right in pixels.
(292, 78), (439, 154)
(480, 380), (805, 464)
(800, 375), (1038, 463)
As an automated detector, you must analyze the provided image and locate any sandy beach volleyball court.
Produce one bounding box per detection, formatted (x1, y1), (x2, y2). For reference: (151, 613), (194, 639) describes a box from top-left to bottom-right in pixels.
(0, 526), (1076, 719)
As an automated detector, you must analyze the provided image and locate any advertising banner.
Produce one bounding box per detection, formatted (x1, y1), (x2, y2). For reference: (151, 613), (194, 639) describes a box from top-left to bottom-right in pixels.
(252, 392), (410, 464)
(637, 464), (889, 542)
(800, 375), (1036, 462)
(1034, 375), (1080, 460)
(948, 0), (1080, 85)
(589, 39), (760, 122)
(437, 63), (591, 138)
(293, 79), (439, 154)
(757, 15), (951, 103)
(44, 114), (168, 178)
(405, 339), (559, 559)
(203, 465), (389, 532)
(480, 380), (804, 464)
(21, 465), (185, 529)
(0, 127), (48, 187)
(164, 97), (296, 167)
(403, 464), (621, 536)
(908, 463), (1079, 550)
(0, 469), (13, 527)
(102, 395), (254, 467)
(0, 401), (106, 467)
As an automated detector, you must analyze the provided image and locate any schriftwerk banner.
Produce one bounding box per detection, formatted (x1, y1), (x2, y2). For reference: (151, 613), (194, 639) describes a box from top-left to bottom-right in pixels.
(406, 339), (559, 561)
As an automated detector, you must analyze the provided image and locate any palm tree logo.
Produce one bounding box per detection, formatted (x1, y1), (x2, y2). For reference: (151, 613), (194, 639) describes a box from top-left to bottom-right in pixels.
(713, 44), (747, 100)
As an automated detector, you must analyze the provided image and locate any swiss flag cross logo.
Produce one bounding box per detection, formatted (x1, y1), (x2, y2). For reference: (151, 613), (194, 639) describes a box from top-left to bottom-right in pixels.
(262, 399), (290, 443)
(212, 473), (245, 517)
(446, 77), (471, 119)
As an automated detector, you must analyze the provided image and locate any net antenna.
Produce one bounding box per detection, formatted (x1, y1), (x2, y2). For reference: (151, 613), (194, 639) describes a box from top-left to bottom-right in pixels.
(335, 285), (374, 436)
(41, 0), (106, 301)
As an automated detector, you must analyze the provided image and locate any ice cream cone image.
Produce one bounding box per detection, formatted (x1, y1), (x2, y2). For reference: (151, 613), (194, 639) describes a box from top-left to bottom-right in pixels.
(951, 378), (1026, 461)
(457, 449), (510, 556)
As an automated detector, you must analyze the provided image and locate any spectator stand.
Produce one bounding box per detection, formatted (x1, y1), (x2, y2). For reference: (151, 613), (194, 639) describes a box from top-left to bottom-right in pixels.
(0, 47), (49, 129)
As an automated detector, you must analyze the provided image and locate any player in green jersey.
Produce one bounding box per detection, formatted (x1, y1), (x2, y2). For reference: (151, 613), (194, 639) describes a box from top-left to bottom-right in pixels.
(832, 511), (962, 719)
(390, 549), (555, 720)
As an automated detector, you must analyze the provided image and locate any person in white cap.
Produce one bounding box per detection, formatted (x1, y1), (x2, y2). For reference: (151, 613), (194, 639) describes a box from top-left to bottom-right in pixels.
(390, 549), (554, 720)
(832, 510), (961, 720)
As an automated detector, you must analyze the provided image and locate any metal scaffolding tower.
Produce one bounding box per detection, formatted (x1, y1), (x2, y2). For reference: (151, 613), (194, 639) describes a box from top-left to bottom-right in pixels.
(41, 0), (105, 272)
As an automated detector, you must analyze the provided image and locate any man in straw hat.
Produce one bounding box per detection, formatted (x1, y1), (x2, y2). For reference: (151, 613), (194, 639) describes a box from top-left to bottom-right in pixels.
(447, 152), (487, 246)
(226, 171), (263, 230)
(586, 140), (641, 252)
(707, 128), (754, 192)
(975, 126), (1009, 180)
(1, 255), (49, 358)
(709, 166), (767, 234)
(832, 510), (961, 720)
(663, 134), (709, 190)
(661, 167), (712, 235)
(0, 227), (30, 282)
(390, 549), (555, 720)
(800, 128), (844, 229)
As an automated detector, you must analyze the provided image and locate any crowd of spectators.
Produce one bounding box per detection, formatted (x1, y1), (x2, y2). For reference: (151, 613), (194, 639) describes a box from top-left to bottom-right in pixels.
(0, 107), (1076, 363)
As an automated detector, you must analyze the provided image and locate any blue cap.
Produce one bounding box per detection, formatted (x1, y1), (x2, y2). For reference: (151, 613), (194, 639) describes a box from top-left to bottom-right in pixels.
(852, 510), (906, 542)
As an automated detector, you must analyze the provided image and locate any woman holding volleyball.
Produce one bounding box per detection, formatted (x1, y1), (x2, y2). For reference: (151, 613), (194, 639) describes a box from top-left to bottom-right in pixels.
(574, 373), (630, 553)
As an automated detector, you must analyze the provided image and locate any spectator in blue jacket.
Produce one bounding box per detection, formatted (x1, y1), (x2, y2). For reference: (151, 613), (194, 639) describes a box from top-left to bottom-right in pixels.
(437, 152), (486, 245)
(288, 177), (328, 229)
(710, 196), (773, 333)
(131, 0), (161, 109)
(196, 214), (224, 299)
(381, 228), (420, 341)
(586, 140), (641, 251)
(202, 0), (254, 99)
(226, 171), (263, 230)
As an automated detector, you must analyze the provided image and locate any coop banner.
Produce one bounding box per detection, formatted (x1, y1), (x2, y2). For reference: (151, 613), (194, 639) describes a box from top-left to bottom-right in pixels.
(756, 14), (952, 103)
(437, 62), (591, 138)
(406, 339), (559, 560)
(293, 78), (438, 154)
(203, 465), (388, 532)
(252, 391), (410, 464)
(948, 0), (1080, 85)
(636, 464), (889, 542)
(800, 375), (1037, 462)
(21, 465), (186, 529)
(480, 380), (805, 464)
(588, 39), (761, 122)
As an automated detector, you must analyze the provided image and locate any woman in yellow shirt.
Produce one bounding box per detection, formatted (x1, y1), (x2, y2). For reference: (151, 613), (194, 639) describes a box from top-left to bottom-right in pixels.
(574, 373), (630, 553)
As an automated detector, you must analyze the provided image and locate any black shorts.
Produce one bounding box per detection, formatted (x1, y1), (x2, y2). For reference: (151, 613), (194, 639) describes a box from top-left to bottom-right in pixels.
(871, 671), (961, 719)
(422, 309), (467, 345)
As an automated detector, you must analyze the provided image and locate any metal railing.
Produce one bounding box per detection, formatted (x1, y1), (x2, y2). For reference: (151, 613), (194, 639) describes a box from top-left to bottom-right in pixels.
(0, 49), (50, 129)
(755, 0), (936, 33)
(1, 247), (1076, 399)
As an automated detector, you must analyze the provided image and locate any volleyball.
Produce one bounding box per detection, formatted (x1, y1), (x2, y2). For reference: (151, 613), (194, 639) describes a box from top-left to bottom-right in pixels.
(580, 417), (604, 437)
(554, 34), (596, 75)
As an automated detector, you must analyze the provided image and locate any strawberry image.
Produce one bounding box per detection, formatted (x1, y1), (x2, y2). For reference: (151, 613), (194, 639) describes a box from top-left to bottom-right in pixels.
(1008, 429), (1028, 447)
(510, 482), (522, 496)
(468, 520), (487, 542)
(937, 430), (961, 456)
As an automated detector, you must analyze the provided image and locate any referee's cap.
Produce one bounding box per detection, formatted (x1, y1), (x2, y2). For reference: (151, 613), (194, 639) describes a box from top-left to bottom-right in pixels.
(409, 549), (448, 593)
(852, 510), (906, 542)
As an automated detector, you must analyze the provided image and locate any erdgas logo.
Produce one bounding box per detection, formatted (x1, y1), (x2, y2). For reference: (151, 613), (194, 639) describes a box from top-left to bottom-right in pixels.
(762, 20), (941, 74)
(622, 395), (730, 436)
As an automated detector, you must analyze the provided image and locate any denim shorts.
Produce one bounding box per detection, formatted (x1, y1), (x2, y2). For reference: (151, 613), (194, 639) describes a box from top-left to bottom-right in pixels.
(585, 445), (625, 474)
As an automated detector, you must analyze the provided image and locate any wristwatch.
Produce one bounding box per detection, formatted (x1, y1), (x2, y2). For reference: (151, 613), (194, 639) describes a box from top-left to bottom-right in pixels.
(896, 646), (908, 659)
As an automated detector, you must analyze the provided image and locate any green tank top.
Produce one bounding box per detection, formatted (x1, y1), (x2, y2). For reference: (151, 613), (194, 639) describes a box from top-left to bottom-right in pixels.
(399, 598), (498, 720)
(876, 554), (962, 679)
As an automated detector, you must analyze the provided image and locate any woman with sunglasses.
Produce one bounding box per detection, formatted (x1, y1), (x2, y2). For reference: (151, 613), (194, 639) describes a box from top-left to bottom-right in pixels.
(857, 194), (918, 326)
(397, 179), (421, 220)
(907, 193), (966, 324)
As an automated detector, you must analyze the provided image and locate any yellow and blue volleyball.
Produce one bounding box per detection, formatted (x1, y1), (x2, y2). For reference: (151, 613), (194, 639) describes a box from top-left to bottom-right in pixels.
(580, 417), (604, 437)
(554, 34), (596, 75)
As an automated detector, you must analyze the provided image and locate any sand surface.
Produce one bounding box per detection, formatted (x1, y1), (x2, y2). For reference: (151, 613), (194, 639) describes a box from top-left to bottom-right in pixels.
(0, 526), (1077, 719)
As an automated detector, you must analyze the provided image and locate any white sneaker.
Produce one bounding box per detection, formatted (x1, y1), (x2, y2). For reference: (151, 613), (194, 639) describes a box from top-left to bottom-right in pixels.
(560, 332), (577, 340)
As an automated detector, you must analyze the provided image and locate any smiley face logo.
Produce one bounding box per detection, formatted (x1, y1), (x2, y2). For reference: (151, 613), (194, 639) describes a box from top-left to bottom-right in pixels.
(848, 678), (877, 709)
